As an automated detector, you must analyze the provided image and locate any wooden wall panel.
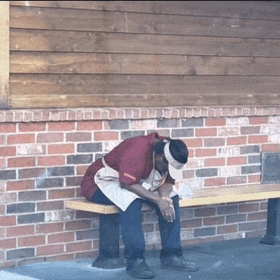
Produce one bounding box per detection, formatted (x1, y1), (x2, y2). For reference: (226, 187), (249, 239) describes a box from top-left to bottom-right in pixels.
(8, 1), (280, 109)
(0, 2), (9, 109)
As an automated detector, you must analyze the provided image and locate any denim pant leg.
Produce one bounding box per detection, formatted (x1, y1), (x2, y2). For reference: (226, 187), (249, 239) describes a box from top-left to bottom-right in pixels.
(147, 195), (183, 258)
(91, 190), (146, 266)
(120, 199), (146, 267)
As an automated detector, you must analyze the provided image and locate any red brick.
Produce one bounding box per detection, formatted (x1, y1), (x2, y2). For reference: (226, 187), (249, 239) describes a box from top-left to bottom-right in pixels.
(0, 216), (16, 226)
(7, 180), (35, 191)
(76, 165), (89, 176)
(248, 212), (267, 221)
(204, 216), (224, 226)
(18, 235), (46, 247)
(262, 144), (280, 152)
(248, 175), (261, 183)
(0, 238), (17, 249)
(184, 138), (203, 148)
(239, 203), (259, 213)
(8, 157), (36, 168)
(204, 138), (225, 147)
(19, 123), (46, 132)
(204, 177), (226, 187)
(248, 135), (268, 144)
(181, 219), (202, 229)
(0, 123), (16, 133)
(0, 158), (4, 168)
(37, 201), (64, 211)
(37, 133), (64, 143)
(36, 222), (64, 234)
(0, 135), (5, 145)
(66, 132), (91, 142)
(48, 122), (75, 131)
(249, 117), (268, 125)
(0, 146), (16, 156)
(37, 245), (64, 256)
(77, 121), (102, 131)
(7, 225), (35, 237)
(182, 170), (195, 179)
(227, 156), (247, 166)
(48, 144), (74, 154)
(195, 207), (216, 217)
(8, 134), (35, 144)
(238, 222), (259, 231)
(205, 118), (226, 126)
(65, 220), (92, 231)
(204, 158), (225, 167)
(37, 156), (65, 166)
(48, 189), (75, 199)
(66, 241), (92, 253)
(241, 126), (260, 135)
(18, 168), (46, 179)
(195, 148), (217, 157)
(217, 224), (237, 234)
(94, 132), (119, 141)
(0, 228), (5, 239)
(48, 232), (75, 244)
(196, 128), (217, 137)
(227, 137), (247, 146)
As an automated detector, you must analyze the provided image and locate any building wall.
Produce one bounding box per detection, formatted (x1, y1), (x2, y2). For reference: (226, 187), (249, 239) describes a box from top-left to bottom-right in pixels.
(1, 106), (280, 268)
(7, 1), (280, 109)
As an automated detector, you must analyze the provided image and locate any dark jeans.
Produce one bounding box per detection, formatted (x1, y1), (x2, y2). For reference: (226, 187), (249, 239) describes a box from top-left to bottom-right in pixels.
(91, 189), (183, 267)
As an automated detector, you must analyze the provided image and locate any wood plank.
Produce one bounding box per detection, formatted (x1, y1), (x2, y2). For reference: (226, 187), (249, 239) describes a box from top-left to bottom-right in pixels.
(10, 52), (280, 76)
(9, 74), (280, 96)
(9, 5), (280, 39)
(66, 184), (280, 214)
(9, 92), (280, 109)
(10, 29), (280, 57)
(0, 2), (10, 109)
(10, 1), (280, 21)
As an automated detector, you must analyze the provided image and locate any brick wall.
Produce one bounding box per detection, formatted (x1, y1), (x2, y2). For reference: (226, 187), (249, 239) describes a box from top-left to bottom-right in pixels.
(1, 106), (280, 268)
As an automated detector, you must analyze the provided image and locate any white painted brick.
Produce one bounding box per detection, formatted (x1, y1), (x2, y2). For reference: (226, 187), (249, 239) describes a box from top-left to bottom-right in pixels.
(218, 147), (240, 157)
(181, 178), (204, 189)
(145, 232), (161, 244)
(261, 125), (280, 135)
(226, 117), (249, 126)
(269, 134), (280, 143)
(219, 166), (241, 177)
(218, 127), (240, 137)
(186, 158), (204, 169)
(269, 116), (280, 124)
(104, 141), (121, 153)
(18, 144), (44, 155)
(130, 120), (156, 130)
(45, 210), (75, 222)
(180, 229), (193, 240)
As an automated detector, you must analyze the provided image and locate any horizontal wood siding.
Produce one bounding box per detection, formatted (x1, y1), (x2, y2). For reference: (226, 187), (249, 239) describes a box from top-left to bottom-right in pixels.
(9, 1), (280, 108)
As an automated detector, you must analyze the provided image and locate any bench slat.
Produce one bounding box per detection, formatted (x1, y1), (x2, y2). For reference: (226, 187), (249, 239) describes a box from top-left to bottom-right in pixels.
(66, 184), (280, 214)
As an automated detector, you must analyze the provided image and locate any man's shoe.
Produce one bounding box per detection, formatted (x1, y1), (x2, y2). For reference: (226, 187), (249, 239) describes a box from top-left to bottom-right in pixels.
(127, 258), (156, 279)
(161, 255), (199, 272)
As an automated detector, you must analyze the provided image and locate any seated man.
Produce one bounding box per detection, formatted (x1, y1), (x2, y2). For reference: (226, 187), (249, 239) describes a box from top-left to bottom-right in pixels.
(81, 132), (199, 279)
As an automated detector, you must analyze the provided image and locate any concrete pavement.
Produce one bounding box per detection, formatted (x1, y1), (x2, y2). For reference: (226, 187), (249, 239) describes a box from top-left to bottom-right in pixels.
(1, 238), (280, 280)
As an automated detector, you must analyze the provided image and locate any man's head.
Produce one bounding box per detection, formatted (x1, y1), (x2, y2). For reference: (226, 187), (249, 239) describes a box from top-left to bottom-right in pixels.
(154, 139), (188, 174)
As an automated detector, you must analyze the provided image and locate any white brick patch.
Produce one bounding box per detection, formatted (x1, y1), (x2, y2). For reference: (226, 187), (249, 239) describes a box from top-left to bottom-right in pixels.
(218, 127), (240, 137)
(226, 117), (249, 126)
(218, 147), (240, 157)
(18, 145), (44, 155)
(219, 166), (241, 177)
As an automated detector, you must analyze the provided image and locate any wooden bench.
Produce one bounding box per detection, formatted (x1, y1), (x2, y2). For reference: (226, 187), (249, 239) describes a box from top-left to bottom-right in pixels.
(66, 183), (280, 268)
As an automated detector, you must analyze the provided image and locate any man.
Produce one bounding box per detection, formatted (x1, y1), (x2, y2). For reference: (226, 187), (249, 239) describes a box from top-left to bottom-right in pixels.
(81, 132), (199, 279)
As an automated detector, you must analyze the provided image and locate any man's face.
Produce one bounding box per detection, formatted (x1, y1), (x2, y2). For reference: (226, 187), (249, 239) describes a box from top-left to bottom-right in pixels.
(154, 153), (169, 175)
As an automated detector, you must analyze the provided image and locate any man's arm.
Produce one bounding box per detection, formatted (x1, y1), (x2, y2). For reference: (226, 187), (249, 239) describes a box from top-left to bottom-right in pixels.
(120, 182), (175, 223)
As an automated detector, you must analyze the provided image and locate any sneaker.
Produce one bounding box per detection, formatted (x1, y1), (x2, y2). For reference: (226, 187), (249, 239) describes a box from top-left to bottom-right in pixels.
(127, 258), (156, 279)
(161, 255), (199, 272)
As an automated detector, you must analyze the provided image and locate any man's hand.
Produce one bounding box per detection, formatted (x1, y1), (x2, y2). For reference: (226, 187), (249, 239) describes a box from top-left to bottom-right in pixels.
(157, 196), (175, 223)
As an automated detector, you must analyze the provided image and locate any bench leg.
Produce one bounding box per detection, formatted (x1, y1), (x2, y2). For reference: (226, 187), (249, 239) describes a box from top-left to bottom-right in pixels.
(92, 213), (126, 268)
(260, 198), (280, 245)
